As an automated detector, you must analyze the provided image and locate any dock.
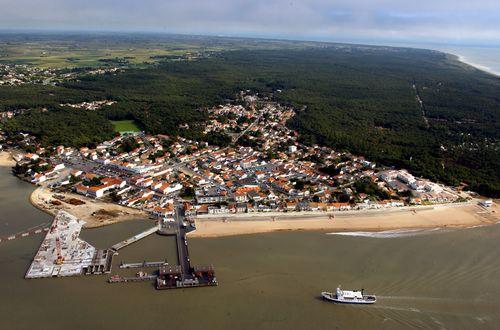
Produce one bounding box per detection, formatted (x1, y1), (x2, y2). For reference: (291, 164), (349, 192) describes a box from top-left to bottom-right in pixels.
(156, 205), (217, 290)
(110, 225), (158, 252)
(0, 222), (50, 244)
(104, 205), (216, 290)
(108, 273), (158, 283)
(119, 260), (168, 269)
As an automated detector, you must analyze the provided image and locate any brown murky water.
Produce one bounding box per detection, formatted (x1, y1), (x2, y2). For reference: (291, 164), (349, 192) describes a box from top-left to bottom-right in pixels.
(1, 165), (500, 329)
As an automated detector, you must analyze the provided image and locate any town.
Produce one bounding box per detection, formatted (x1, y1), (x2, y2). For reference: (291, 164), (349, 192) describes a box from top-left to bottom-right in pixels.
(1, 92), (468, 223)
(0, 63), (123, 87)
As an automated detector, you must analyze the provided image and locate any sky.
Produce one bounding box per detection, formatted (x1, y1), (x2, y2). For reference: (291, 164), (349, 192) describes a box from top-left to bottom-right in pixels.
(1, 0), (500, 46)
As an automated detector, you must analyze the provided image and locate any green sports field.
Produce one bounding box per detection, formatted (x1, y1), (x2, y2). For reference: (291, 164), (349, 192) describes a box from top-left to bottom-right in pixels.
(111, 120), (141, 133)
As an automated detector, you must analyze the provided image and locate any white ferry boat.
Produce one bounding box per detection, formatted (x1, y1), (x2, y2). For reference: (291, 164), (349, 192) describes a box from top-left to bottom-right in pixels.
(321, 287), (376, 304)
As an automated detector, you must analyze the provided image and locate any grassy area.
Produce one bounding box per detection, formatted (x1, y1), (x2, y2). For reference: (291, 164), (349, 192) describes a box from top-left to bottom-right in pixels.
(111, 120), (141, 133)
(0, 33), (320, 69)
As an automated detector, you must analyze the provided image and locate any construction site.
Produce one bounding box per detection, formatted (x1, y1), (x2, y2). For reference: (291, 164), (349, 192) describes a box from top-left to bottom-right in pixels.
(25, 208), (217, 291)
(25, 211), (112, 278)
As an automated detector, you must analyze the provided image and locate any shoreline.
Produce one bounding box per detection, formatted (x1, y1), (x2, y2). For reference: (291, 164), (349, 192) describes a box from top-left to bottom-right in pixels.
(29, 186), (150, 229)
(0, 151), (16, 167)
(447, 52), (500, 77)
(457, 55), (500, 77)
(6, 148), (498, 236)
(190, 202), (499, 238)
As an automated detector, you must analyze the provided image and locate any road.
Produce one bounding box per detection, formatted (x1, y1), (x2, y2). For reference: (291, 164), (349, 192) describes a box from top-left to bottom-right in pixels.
(413, 82), (430, 128)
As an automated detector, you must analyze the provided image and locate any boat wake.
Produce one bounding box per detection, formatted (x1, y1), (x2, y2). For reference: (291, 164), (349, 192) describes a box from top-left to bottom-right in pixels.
(326, 228), (444, 238)
(377, 295), (461, 303)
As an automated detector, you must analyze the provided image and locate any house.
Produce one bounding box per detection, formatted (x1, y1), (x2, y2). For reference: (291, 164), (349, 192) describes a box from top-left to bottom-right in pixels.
(480, 200), (493, 207)
(196, 204), (209, 215)
(70, 170), (83, 178)
(236, 203), (248, 213)
(75, 177), (125, 198)
(397, 171), (415, 184)
(247, 190), (261, 201)
(233, 191), (248, 203)
(208, 206), (229, 214)
(52, 163), (65, 171)
(309, 202), (327, 211)
(327, 203), (351, 211)
(195, 187), (227, 204)
(31, 173), (47, 184)
(156, 182), (183, 195)
(151, 204), (174, 218)
(24, 153), (39, 161)
(286, 202), (297, 211)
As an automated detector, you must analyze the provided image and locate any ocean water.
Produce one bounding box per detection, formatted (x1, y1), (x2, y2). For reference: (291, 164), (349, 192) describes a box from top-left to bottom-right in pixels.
(426, 45), (500, 76)
(1, 165), (500, 329)
(360, 41), (500, 76)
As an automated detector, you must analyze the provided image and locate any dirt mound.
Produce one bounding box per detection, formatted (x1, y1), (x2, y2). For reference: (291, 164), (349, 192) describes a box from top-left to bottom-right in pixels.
(65, 198), (86, 206)
(92, 209), (122, 219)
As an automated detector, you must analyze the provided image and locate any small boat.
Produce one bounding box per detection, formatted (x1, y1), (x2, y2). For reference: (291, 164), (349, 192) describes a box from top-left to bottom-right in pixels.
(108, 275), (123, 283)
(322, 286), (376, 304)
(136, 271), (147, 278)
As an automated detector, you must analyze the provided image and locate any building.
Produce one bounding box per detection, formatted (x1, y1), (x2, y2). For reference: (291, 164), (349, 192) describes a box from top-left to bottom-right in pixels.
(195, 187), (227, 204)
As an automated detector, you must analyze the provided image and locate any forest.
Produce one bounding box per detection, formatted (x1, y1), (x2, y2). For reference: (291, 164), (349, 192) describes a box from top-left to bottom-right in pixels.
(0, 38), (498, 196)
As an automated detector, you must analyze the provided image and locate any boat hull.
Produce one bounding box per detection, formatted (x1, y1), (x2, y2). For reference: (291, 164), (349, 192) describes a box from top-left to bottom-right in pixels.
(321, 292), (376, 305)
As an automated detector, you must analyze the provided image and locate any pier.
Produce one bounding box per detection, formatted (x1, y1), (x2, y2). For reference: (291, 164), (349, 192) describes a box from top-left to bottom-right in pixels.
(108, 273), (158, 283)
(156, 205), (217, 290)
(119, 260), (168, 269)
(0, 222), (50, 244)
(111, 225), (159, 252)
(104, 206), (216, 289)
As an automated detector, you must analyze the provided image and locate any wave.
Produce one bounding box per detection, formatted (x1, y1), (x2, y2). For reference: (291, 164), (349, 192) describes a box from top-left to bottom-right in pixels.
(326, 228), (444, 238)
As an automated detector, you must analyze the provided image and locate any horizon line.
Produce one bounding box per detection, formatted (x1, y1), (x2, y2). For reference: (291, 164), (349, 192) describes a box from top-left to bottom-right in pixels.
(0, 28), (499, 49)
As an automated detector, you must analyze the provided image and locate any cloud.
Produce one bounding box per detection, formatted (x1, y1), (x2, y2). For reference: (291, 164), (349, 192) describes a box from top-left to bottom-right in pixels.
(0, 0), (499, 44)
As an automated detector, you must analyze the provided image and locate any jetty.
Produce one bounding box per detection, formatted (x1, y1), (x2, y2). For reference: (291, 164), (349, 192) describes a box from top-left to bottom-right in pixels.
(119, 260), (168, 269)
(0, 222), (50, 244)
(108, 273), (158, 283)
(156, 205), (217, 290)
(111, 225), (158, 252)
(107, 206), (216, 289)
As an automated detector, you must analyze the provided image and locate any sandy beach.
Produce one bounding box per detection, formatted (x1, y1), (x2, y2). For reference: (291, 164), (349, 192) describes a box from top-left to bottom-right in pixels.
(0, 151), (15, 167)
(456, 55), (500, 77)
(30, 186), (149, 228)
(190, 202), (499, 238)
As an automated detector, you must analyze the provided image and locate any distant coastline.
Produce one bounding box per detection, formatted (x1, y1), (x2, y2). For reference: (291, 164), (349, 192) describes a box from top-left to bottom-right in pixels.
(454, 54), (500, 77)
